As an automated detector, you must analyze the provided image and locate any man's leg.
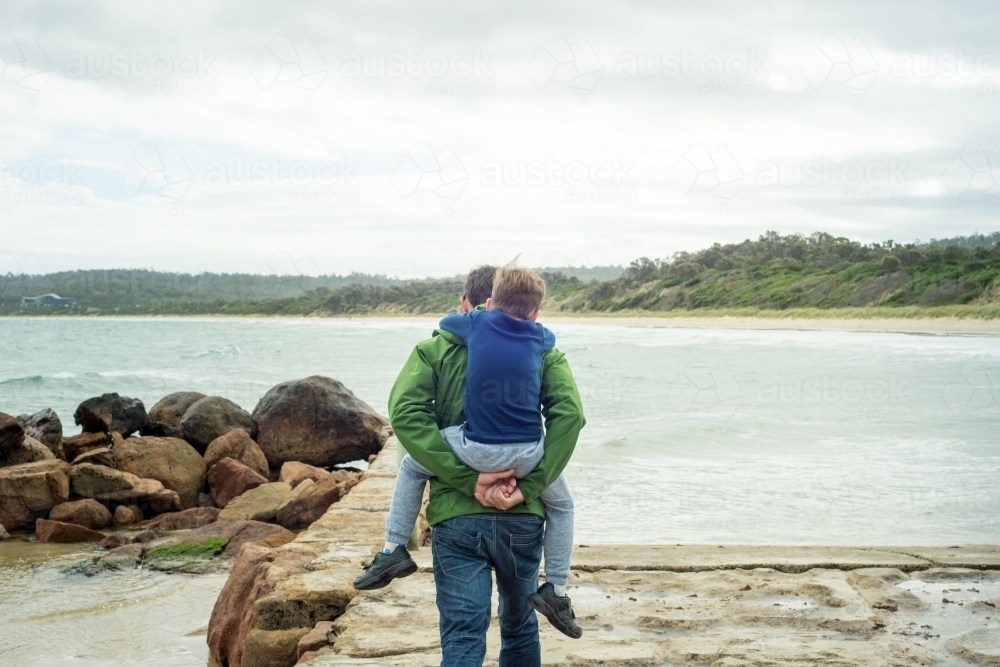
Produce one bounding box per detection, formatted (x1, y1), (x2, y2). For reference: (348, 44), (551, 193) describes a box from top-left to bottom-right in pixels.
(537, 474), (574, 588)
(432, 515), (494, 667)
(493, 514), (544, 667)
(384, 454), (432, 547)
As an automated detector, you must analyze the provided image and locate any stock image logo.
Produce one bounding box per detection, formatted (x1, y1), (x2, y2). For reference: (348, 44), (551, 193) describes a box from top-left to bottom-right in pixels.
(64, 47), (221, 97)
(0, 35), (52, 100)
(667, 143), (743, 214)
(942, 143), (999, 205)
(526, 35), (603, 103)
(615, 47), (770, 97)
(0, 156), (85, 206)
(391, 143), (469, 211)
(204, 156), (361, 206)
(338, 48), (495, 98)
(251, 35), (327, 101)
(942, 364), (999, 415)
(116, 143), (193, 205)
(479, 156), (635, 205)
(755, 156), (910, 205)
(664, 362), (745, 416)
(801, 35), (878, 107)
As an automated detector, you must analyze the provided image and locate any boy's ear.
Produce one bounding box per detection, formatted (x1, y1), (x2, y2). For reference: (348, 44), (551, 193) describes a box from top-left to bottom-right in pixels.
(527, 309), (539, 322)
(485, 297), (493, 310)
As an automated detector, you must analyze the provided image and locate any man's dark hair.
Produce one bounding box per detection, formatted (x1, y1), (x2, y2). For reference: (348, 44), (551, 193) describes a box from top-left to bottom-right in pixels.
(463, 265), (497, 307)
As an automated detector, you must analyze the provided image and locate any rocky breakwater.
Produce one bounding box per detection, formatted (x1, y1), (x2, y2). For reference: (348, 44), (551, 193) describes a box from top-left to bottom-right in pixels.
(0, 377), (387, 584)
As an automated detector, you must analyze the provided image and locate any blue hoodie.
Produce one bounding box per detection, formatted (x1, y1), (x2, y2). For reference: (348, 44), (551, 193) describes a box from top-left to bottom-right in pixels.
(439, 308), (556, 445)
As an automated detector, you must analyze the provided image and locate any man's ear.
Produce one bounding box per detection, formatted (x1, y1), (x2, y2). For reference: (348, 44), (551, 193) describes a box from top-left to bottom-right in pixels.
(485, 297), (493, 310)
(527, 309), (539, 322)
(460, 296), (471, 313)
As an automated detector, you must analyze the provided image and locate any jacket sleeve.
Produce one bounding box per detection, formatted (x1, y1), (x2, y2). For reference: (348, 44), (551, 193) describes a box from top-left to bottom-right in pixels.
(387, 344), (479, 496)
(516, 349), (586, 505)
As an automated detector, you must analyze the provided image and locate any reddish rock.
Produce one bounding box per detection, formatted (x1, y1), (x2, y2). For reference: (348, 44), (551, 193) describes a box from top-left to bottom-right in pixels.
(35, 518), (104, 543)
(48, 499), (112, 529)
(112, 505), (141, 526)
(217, 482), (290, 523)
(147, 507), (220, 532)
(208, 543), (280, 667)
(208, 458), (268, 509)
(70, 463), (181, 513)
(275, 478), (349, 529)
(279, 461), (331, 489)
(113, 436), (207, 509)
(132, 528), (159, 543)
(62, 431), (112, 461)
(252, 376), (388, 469)
(179, 396), (256, 453)
(297, 652), (318, 665)
(148, 391), (207, 428)
(205, 429), (269, 478)
(297, 621), (334, 659)
(98, 533), (130, 549)
(0, 459), (71, 528)
(71, 447), (116, 468)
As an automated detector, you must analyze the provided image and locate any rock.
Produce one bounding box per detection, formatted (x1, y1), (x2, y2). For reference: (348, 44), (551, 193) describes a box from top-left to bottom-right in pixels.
(71, 447), (116, 468)
(139, 422), (183, 438)
(253, 376), (388, 468)
(179, 396), (256, 454)
(132, 528), (159, 543)
(99, 533), (130, 549)
(171, 519), (294, 557)
(98, 543), (145, 571)
(62, 431), (112, 461)
(948, 628), (1000, 664)
(149, 391), (207, 428)
(0, 524), (8, 539)
(297, 621), (334, 659)
(0, 412), (25, 452)
(48, 499), (113, 529)
(208, 543), (281, 667)
(243, 627), (311, 667)
(276, 478), (352, 529)
(218, 482), (291, 523)
(73, 393), (148, 436)
(35, 518), (105, 543)
(205, 429), (269, 478)
(297, 651), (318, 665)
(0, 434), (56, 467)
(70, 463), (180, 513)
(147, 507), (220, 532)
(16, 408), (63, 455)
(112, 436), (207, 509)
(279, 461), (331, 489)
(0, 459), (71, 528)
(112, 505), (140, 526)
(208, 458), (269, 509)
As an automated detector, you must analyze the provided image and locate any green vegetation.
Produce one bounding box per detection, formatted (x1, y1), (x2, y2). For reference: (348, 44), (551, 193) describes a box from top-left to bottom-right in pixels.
(144, 538), (230, 571)
(3, 232), (998, 318)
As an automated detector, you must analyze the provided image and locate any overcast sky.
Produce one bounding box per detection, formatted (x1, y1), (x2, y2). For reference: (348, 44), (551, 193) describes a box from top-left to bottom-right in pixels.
(1, 0), (999, 278)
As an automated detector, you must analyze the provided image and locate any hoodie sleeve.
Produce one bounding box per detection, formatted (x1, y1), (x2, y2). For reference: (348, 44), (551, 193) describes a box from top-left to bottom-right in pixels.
(438, 311), (474, 342)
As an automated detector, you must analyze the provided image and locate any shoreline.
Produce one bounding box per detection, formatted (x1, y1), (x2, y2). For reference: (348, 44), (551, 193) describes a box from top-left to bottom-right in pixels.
(2, 312), (999, 335)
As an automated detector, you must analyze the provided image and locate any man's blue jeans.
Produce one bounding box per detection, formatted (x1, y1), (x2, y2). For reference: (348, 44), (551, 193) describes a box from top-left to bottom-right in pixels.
(432, 513), (544, 667)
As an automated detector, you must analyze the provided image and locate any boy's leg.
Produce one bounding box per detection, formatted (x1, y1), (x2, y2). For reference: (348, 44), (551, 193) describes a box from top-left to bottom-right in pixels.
(537, 474), (574, 588)
(384, 454), (433, 547)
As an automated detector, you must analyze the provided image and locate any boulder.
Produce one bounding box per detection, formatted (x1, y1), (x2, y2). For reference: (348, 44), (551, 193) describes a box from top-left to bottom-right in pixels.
(243, 628), (311, 667)
(112, 505), (140, 526)
(98, 533), (130, 549)
(208, 458), (268, 509)
(208, 543), (281, 667)
(204, 429), (269, 478)
(35, 518), (104, 543)
(218, 482), (291, 523)
(0, 412), (24, 453)
(148, 391), (206, 428)
(73, 393), (148, 436)
(252, 376), (388, 468)
(275, 477), (353, 529)
(48, 499), (113, 529)
(0, 459), (70, 528)
(147, 507), (220, 532)
(62, 431), (113, 461)
(70, 463), (180, 513)
(113, 436), (207, 509)
(98, 543), (145, 571)
(179, 396), (256, 454)
(0, 524), (8, 539)
(172, 519), (294, 557)
(0, 434), (56, 467)
(279, 461), (331, 489)
(297, 621), (334, 660)
(132, 528), (159, 543)
(16, 408), (63, 456)
(71, 447), (116, 468)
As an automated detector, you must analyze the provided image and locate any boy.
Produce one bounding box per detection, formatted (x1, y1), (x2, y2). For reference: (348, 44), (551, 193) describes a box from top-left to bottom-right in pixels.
(354, 266), (581, 639)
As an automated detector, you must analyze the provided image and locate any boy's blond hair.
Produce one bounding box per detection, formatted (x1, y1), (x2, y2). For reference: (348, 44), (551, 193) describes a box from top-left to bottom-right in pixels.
(491, 266), (546, 319)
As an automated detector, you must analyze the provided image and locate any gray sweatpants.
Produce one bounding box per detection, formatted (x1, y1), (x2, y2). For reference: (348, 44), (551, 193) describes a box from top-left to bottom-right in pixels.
(385, 425), (575, 586)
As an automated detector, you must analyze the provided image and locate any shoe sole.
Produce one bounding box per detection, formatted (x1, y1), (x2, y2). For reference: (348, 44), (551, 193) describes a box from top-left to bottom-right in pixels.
(354, 559), (418, 591)
(528, 592), (583, 639)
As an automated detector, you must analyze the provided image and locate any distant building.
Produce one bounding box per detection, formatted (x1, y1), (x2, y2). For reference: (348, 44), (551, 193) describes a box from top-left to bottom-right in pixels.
(21, 294), (76, 307)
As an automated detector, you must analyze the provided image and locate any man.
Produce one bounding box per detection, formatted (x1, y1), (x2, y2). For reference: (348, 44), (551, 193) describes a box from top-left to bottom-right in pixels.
(387, 264), (586, 667)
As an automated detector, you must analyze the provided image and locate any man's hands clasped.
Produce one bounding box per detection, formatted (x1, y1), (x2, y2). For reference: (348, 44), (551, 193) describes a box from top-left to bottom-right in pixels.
(473, 469), (524, 510)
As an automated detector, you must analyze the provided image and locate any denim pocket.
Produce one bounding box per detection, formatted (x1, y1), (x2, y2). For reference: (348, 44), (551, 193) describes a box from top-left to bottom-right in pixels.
(433, 526), (486, 583)
(509, 527), (543, 582)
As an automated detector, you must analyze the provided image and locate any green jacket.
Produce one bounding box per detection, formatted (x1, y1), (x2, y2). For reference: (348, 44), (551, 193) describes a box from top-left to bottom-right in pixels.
(387, 327), (585, 526)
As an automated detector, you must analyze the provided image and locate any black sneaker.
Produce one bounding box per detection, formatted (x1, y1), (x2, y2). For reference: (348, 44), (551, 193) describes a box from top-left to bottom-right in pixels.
(528, 583), (583, 638)
(353, 547), (418, 590)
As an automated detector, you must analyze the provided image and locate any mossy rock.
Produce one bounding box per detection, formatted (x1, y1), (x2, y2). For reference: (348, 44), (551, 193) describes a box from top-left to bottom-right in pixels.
(145, 538), (229, 573)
